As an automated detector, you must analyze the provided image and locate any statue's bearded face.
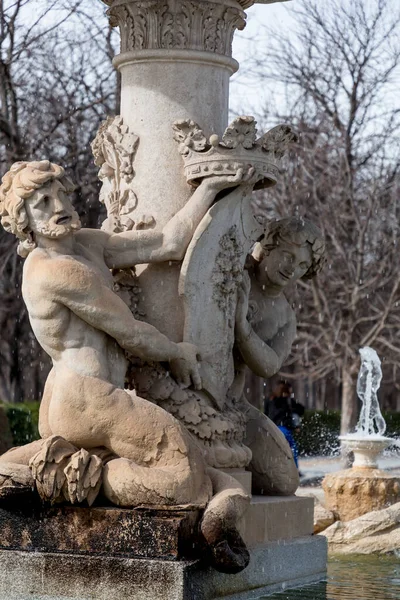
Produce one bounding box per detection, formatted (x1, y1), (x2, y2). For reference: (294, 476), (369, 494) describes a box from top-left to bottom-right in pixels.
(25, 180), (81, 239)
(258, 239), (312, 289)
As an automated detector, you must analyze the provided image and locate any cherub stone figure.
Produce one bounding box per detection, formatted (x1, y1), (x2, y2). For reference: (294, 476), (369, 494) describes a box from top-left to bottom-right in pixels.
(233, 217), (326, 494)
(0, 160), (253, 573)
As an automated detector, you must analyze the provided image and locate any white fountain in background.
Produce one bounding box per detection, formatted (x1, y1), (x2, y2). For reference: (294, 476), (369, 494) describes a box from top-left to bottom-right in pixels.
(340, 347), (393, 468)
(323, 346), (400, 523)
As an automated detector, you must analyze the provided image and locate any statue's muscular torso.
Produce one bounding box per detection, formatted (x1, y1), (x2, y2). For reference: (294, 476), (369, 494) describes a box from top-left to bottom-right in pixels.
(22, 230), (128, 389)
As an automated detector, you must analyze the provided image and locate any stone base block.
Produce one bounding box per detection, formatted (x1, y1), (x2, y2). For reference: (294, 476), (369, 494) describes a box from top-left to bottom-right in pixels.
(240, 495), (314, 547)
(0, 505), (201, 560)
(0, 495), (314, 558)
(0, 536), (327, 600)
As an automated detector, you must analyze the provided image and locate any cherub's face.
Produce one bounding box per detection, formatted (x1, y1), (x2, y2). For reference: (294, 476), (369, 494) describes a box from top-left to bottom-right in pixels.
(25, 179), (81, 239)
(258, 239), (312, 289)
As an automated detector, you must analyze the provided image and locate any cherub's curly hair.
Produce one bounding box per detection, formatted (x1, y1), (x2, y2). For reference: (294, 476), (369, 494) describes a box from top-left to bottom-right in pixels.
(0, 160), (74, 257)
(252, 216), (326, 280)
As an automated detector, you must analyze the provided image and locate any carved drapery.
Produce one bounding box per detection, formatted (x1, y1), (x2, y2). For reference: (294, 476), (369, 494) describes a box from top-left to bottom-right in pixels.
(106, 0), (246, 57)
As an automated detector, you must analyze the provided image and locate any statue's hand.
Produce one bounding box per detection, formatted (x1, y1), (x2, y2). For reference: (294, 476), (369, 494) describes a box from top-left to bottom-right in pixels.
(170, 342), (202, 390)
(202, 166), (256, 193)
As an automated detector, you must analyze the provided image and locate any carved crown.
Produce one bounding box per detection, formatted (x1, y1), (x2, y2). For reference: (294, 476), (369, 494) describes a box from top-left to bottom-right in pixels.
(172, 117), (297, 189)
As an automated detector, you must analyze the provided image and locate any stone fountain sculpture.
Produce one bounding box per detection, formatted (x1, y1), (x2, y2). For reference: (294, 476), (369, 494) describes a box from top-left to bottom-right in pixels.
(0, 0), (328, 598)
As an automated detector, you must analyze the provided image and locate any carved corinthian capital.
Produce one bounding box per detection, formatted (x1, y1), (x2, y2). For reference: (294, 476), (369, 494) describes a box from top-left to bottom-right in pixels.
(103, 0), (246, 57)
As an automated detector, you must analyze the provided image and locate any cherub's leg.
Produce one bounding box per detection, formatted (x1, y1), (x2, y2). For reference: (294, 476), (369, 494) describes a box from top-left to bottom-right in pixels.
(243, 400), (299, 495)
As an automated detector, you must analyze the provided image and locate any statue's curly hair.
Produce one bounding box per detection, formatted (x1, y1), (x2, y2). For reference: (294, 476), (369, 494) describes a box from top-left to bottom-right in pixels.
(252, 216), (326, 280)
(0, 160), (74, 257)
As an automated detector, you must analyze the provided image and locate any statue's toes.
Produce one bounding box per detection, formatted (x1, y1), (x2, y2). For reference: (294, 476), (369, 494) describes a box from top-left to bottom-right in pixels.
(208, 528), (250, 574)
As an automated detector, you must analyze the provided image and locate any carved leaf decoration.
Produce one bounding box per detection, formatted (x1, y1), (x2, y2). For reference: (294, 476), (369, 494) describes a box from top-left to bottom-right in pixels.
(221, 116), (257, 149)
(29, 435), (77, 502)
(160, 7), (175, 48)
(210, 415), (231, 436)
(204, 13), (217, 52)
(177, 397), (202, 424)
(172, 120), (208, 155)
(257, 124), (298, 160)
(119, 189), (138, 216)
(92, 116), (138, 181)
(63, 449), (103, 506)
(194, 420), (212, 440)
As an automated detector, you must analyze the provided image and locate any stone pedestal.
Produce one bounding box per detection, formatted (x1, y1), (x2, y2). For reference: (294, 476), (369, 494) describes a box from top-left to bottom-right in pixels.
(0, 537), (327, 600)
(323, 468), (400, 521)
(0, 495), (326, 599)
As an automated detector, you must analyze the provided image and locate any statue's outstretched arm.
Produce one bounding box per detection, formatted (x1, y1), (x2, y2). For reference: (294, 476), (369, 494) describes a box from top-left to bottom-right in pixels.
(103, 171), (246, 269)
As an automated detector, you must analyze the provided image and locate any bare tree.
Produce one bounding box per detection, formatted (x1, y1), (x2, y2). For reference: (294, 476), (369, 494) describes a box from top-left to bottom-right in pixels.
(248, 0), (400, 432)
(0, 0), (118, 402)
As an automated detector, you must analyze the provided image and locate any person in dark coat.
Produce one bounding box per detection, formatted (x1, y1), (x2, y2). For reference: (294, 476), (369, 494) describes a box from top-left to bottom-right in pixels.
(265, 381), (304, 469)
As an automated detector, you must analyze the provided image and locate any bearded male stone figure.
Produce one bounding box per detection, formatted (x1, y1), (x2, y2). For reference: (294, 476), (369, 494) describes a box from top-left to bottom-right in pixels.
(0, 160), (253, 573)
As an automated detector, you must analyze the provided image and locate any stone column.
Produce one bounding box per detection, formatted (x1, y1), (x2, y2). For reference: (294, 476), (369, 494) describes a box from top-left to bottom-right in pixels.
(101, 0), (246, 340)
(96, 0), (295, 470)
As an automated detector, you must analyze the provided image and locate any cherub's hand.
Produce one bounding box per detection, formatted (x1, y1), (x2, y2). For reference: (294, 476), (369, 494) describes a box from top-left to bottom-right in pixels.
(170, 342), (202, 390)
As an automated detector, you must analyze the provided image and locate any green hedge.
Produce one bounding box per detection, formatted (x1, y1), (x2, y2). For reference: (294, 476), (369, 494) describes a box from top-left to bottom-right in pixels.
(295, 410), (341, 457)
(0, 402), (40, 447)
(295, 410), (400, 457)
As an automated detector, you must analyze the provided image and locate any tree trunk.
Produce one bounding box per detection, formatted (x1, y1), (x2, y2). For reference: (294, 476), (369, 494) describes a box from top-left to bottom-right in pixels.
(340, 367), (357, 435)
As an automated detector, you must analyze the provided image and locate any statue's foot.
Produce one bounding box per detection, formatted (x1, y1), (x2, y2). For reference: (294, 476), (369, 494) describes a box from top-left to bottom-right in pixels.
(64, 448), (102, 506)
(0, 462), (35, 505)
(207, 527), (250, 574)
(30, 436), (104, 506)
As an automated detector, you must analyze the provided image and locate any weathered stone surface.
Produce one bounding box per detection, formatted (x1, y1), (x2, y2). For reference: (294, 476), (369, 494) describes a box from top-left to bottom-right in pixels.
(220, 469), (252, 494)
(321, 501), (400, 555)
(0, 462), (35, 507)
(0, 505), (202, 560)
(323, 468), (400, 521)
(313, 503), (335, 534)
(0, 536), (327, 600)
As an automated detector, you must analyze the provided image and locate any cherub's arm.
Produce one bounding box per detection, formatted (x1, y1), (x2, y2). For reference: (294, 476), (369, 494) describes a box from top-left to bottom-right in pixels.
(44, 259), (202, 388)
(235, 274), (296, 378)
(103, 170), (247, 269)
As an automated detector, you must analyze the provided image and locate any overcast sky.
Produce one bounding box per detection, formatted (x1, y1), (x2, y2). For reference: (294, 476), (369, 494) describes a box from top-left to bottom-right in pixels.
(229, 0), (399, 118)
(230, 2), (295, 116)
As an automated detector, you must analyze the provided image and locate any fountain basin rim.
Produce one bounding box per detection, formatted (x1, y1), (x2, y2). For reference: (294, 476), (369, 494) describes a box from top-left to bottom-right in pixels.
(339, 434), (392, 444)
(339, 435), (393, 455)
